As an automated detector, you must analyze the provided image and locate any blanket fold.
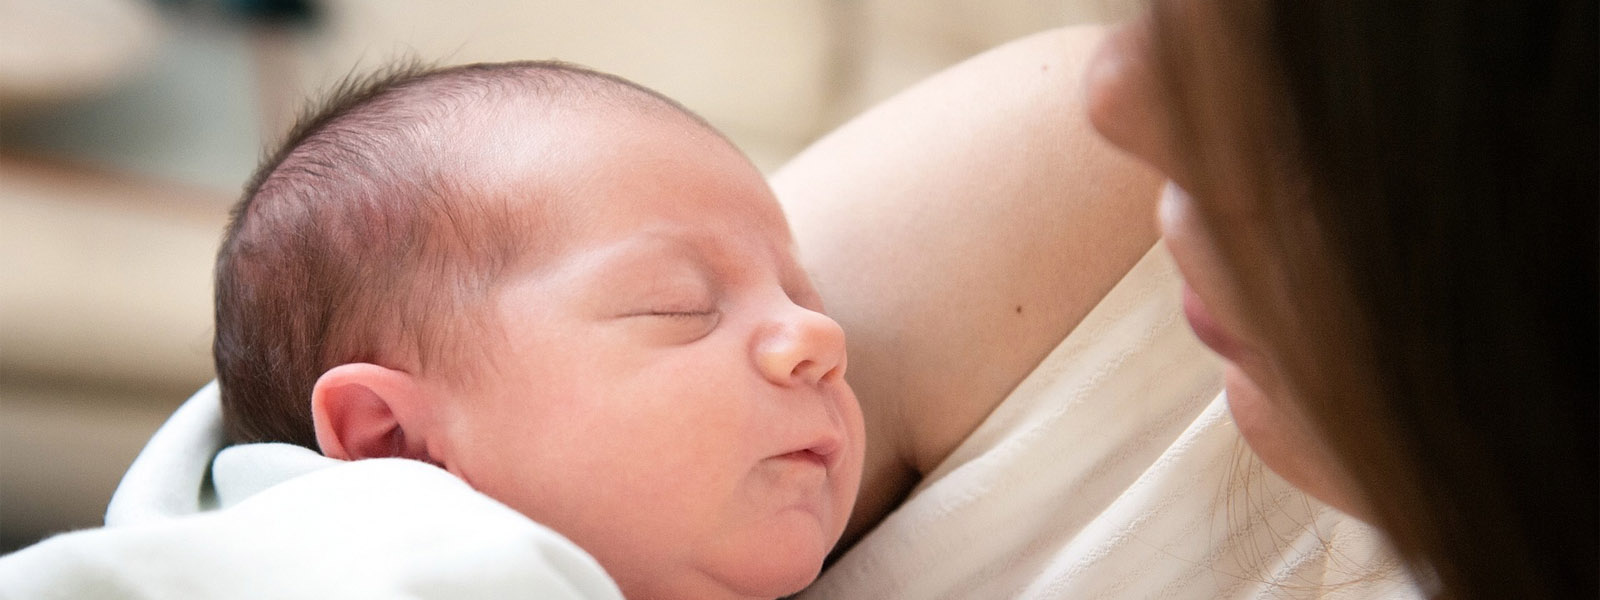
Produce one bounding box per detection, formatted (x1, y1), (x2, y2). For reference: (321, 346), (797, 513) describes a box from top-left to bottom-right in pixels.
(3, 384), (622, 600)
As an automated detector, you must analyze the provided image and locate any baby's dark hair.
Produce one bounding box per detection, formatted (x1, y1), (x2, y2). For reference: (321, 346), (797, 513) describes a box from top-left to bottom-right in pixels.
(216, 60), (708, 449)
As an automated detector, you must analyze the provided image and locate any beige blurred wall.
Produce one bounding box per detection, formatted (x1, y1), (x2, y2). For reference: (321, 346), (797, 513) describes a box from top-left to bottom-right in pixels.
(0, 0), (1134, 552)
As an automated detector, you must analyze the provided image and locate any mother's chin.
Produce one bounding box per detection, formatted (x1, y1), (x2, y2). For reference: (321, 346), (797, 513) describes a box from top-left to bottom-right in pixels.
(1222, 365), (1367, 521)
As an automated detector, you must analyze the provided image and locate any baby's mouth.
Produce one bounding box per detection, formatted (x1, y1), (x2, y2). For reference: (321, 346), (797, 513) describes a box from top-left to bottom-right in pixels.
(775, 448), (829, 469)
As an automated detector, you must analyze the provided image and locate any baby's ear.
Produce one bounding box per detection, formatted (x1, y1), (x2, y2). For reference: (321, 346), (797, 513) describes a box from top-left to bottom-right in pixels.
(311, 363), (436, 463)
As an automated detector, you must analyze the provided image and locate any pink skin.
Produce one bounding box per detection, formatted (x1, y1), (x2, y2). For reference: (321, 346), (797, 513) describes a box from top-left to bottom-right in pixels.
(427, 104), (865, 599)
(1085, 17), (1362, 516)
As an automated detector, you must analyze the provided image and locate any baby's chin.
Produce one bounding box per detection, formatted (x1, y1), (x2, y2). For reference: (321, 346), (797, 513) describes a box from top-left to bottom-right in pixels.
(728, 537), (829, 598)
(642, 511), (835, 600)
(624, 560), (824, 600)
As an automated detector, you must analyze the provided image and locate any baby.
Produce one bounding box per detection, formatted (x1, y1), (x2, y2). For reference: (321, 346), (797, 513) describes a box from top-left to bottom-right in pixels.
(213, 61), (864, 599)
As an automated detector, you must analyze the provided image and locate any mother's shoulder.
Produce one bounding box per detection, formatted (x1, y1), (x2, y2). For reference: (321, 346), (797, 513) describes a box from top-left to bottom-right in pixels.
(773, 23), (1164, 545)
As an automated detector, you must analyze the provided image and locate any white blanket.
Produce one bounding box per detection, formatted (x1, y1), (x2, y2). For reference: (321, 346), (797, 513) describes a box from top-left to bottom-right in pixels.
(0, 383), (623, 600)
(798, 245), (1419, 599)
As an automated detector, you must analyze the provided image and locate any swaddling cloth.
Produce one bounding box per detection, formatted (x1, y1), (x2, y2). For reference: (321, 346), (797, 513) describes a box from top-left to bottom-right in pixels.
(0, 386), (623, 599)
(798, 243), (1417, 599)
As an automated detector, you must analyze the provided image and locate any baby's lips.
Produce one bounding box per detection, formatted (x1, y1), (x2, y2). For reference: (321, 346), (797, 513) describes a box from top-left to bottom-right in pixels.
(775, 448), (829, 469)
(774, 431), (842, 470)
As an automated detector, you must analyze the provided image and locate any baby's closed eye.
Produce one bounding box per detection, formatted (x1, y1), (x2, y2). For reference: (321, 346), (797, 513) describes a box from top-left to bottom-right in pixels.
(619, 300), (721, 343)
(638, 309), (717, 319)
(618, 290), (717, 320)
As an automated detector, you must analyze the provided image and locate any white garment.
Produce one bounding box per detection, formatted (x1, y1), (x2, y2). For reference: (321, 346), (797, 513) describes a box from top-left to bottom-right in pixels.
(0, 383), (623, 600)
(798, 244), (1419, 599)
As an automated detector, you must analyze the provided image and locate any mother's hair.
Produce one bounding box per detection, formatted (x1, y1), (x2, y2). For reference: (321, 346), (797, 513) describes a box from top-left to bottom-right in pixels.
(1148, 0), (1595, 597)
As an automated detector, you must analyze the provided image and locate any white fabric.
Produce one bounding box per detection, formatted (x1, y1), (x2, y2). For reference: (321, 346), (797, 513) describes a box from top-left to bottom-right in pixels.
(798, 244), (1420, 599)
(104, 380), (226, 527)
(0, 385), (623, 600)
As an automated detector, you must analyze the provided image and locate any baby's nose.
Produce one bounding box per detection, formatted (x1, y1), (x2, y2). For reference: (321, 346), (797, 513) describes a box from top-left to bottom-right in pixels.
(753, 305), (847, 387)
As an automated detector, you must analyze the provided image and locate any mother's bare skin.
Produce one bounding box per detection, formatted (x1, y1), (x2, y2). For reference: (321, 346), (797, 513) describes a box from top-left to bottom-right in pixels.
(772, 25), (1163, 551)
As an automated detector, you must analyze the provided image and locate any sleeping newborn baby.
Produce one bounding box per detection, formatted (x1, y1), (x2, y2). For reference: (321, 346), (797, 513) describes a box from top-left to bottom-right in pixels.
(214, 61), (864, 599)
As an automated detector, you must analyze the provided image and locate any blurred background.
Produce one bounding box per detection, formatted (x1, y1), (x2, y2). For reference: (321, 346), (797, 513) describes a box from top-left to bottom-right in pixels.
(0, 0), (1135, 552)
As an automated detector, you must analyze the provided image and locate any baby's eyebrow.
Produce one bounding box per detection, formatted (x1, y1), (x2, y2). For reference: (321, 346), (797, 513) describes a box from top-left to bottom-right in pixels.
(575, 235), (718, 290)
(599, 234), (702, 269)
(585, 227), (787, 292)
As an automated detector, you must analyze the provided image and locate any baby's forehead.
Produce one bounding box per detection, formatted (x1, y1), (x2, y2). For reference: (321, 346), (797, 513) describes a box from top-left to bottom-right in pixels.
(445, 98), (721, 196)
(460, 102), (769, 210)
(428, 89), (786, 270)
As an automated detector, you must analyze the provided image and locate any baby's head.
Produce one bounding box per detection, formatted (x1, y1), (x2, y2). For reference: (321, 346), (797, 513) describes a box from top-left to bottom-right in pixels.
(215, 61), (864, 599)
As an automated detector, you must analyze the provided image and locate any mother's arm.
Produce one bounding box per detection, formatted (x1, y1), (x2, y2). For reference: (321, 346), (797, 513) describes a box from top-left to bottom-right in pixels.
(771, 25), (1161, 546)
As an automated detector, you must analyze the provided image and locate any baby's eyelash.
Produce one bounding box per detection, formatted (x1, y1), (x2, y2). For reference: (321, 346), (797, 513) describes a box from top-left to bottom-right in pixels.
(647, 310), (715, 319)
